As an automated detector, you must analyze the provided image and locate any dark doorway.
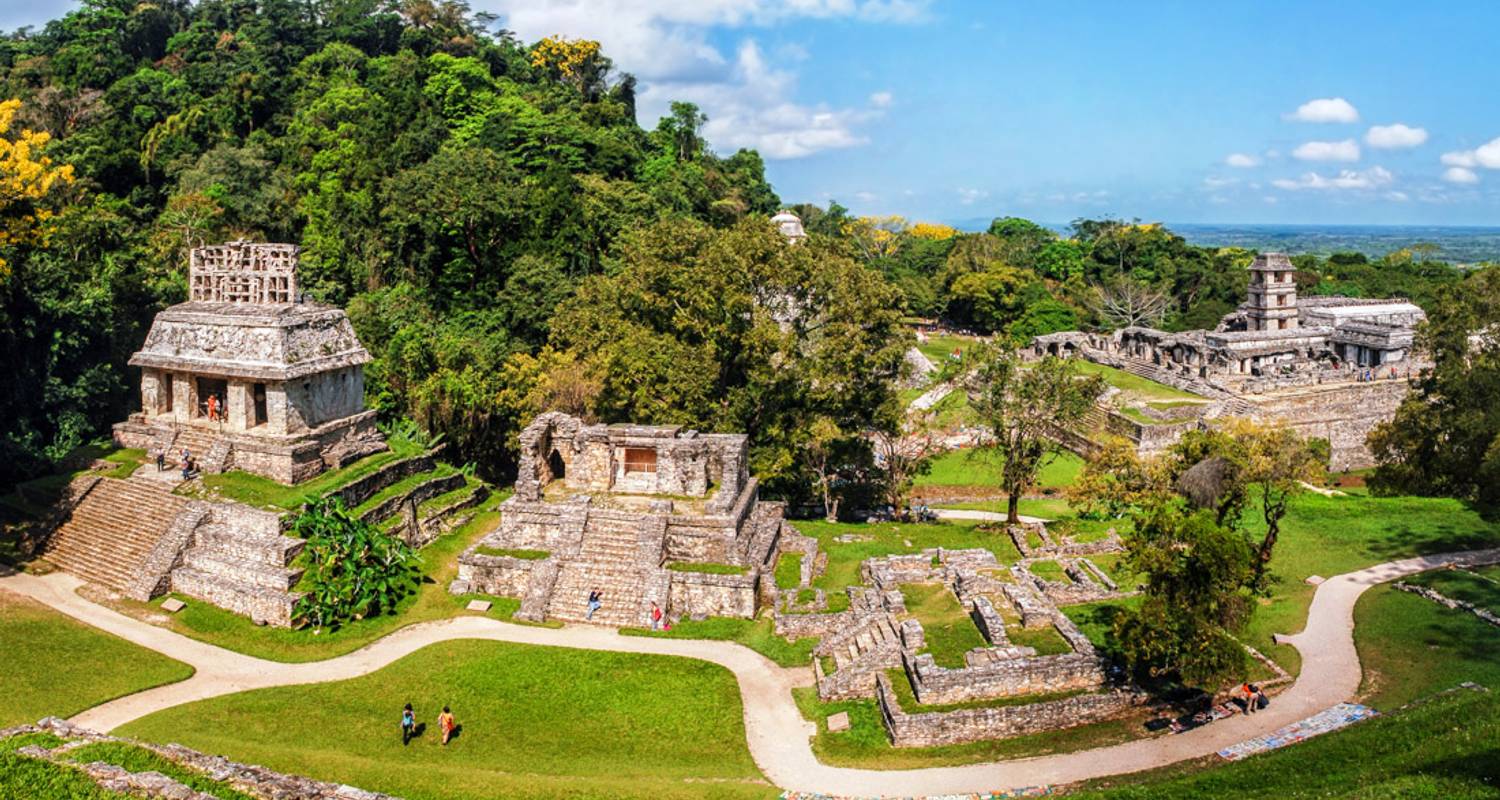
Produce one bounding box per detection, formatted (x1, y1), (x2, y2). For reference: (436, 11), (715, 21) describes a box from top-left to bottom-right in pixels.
(196, 377), (228, 420)
(162, 374), (174, 414)
(547, 449), (566, 482)
(252, 383), (268, 428)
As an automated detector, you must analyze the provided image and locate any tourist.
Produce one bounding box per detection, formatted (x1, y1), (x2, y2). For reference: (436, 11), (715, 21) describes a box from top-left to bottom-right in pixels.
(401, 703), (416, 746)
(180, 450), (191, 480)
(1240, 683), (1257, 715)
(650, 602), (663, 630)
(438, 705), (456, 745)
(586, 588), (602, 620)
(1253, 684), (1269, 711)
(156, 450), (166, 472)
(206, 393), (219, 422)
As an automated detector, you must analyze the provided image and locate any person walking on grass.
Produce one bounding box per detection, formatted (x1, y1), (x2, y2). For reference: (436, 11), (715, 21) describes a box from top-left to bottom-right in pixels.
(401, 703), (416, 745)
(438, 706), (456, 745)
(586, 588), (602, 620)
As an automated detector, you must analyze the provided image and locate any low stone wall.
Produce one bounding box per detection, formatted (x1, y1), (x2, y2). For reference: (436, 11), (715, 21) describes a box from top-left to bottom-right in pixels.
(663, 521), (740, 564)
(774, 607), (853, 640)
(456, 552), (548, 598)
(877, 675), (1143, 747)
(325, 451), (435, 508)
(667, 568), (759, 619)
(357, 471), (466, 527)
(1394, 580), (1500, 628)
(904, 647), (1106, 704)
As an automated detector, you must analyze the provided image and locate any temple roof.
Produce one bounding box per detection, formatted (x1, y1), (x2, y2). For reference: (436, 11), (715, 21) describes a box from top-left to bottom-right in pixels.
(127, 301), (371, 381)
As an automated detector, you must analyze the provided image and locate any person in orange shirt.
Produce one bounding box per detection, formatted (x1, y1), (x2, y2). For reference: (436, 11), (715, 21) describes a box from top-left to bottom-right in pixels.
(438, 705), (456, 745)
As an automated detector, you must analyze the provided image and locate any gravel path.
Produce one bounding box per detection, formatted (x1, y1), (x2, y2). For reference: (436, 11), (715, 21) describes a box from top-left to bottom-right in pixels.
(6, 546), (1499, 797)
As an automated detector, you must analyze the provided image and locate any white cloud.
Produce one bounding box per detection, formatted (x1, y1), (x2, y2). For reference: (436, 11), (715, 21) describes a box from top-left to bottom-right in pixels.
(853, 190), (879, 202)
(1442, 166), (1480, 184)
(1225, 153), (1260, 168)
(488, 0), (931, 158)
(1271, 166), (1393, 191)
(1442, 150), (1478, 167)
(1385, 191), (1410, 202)
(869, 91), (893, 108)
(1203, 175), (1238, 188)
(1285, 97), (1360, 123)
(1438, 137), (1500, 170)
(1293, 139), (1361, 162)
(1365, 123), (1428, 149)
(957, 187), (989, 205)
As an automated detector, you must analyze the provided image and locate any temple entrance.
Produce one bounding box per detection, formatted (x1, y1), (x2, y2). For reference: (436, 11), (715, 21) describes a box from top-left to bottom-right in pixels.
(162, 374), (174, 414)
(547, 449), (566, 482)
(623, 447), (658, 475)
(252, 383), (268, 428)
(195, 377), (227, 421)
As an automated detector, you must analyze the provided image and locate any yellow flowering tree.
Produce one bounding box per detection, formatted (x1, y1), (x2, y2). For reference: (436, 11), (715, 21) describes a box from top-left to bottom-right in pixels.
(529, 36), (604, 92)
(0, 98), (75, 279)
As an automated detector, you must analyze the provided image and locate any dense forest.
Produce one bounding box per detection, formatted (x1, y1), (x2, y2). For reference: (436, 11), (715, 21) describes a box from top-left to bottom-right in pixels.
(1, 0), (1491, 509)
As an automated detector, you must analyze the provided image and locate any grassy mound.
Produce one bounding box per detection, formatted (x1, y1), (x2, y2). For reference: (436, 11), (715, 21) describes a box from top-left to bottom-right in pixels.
(119, 639), (771, 800)
(0, 589), (193, 727)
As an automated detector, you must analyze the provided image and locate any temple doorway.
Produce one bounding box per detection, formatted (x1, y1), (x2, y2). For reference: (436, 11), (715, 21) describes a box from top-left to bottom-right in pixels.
(547, 449), (566, 482)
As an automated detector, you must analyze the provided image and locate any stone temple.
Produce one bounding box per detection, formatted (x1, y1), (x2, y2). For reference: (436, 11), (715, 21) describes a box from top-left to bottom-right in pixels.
(1027, 253), (1427, 469)
(453, 412), (788, 626)
(113, 241), (385, 483)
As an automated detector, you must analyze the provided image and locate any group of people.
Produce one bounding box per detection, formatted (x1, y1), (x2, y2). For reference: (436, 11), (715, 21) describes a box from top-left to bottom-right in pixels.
(583, 590), (669, 630)
(400, 703), (458, 746)
(1352, 366), (1402, 382)
(156, 447), (196, 480)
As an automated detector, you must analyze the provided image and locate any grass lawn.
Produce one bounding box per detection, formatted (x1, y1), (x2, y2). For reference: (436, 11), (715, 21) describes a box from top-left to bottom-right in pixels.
(1354, 583), (1500, 710)
(901, 583), (987, 668)
(473, 546), (548, 560)
(1029, 560), (1071, 584)
(916, 448), (1084, 493)
(1403, 564), (1500, 614)
(0, 589), (193, 727)
(1007, 622), (1073, 656)
(1069, 687), (1500, 799)
(1070, 361), (1205, 402)
(190, 436), (426, 511)
(119, 640), (773, 800)
(915, 333), (979, 366)
(104, 493), (510, 662)
(621, 615), (817, 667)
(774, 552), (802, 589)
(1, 732), (130, 800)
(666, 562), (749, 575)
(792, 519), (1023, 612)
(65, 742), (258, 800)
(793, 686), (1156, 769)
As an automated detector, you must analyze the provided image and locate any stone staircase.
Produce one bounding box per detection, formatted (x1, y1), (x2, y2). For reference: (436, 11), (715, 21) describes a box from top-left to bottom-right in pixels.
(171, 508), (303, 626)
(544, 511), (655, 627)
(815, 614), (906, 700)
(155, 426), (232, 473)
(40, 478), (188, 593)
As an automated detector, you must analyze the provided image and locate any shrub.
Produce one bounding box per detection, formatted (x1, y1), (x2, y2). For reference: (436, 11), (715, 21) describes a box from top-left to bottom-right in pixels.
(292, 498), (420, 630)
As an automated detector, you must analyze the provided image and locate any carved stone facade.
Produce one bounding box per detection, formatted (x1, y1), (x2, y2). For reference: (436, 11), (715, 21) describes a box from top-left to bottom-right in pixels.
(455, 413), (784, 626)
(114, 242), (386, 484)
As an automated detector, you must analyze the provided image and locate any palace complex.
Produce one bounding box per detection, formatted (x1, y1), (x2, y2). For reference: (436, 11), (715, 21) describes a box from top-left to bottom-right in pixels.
(1028, 253), (1426, 469)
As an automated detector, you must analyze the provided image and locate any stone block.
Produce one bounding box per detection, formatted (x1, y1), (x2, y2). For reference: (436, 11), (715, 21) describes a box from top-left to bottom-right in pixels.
(826, 711), (850, 732)
(1305, 575), (1325, 585)
(160, 598), (186, 613)
(466, 599), (492, 612)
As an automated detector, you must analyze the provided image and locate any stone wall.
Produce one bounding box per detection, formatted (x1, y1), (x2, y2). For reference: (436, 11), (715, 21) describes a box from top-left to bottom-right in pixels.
(876, 675), (1143, 748)
(1244, 380), (1407, 470)
(667, 569), (759, 619)
(325, 451), (436, 508)
(903, 647), (1107, 704)
(456, 553), (548, 598)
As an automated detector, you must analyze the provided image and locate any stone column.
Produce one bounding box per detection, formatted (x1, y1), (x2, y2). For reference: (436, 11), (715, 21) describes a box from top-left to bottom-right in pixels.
(141, 370), (162, 417)
(226, 380), (252, 432)
(173, 374), (194, 424)
(266, 383), (290, 434)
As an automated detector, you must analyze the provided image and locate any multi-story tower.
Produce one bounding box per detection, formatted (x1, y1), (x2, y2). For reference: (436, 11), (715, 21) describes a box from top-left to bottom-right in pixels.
(1245, 252), (1299, 331)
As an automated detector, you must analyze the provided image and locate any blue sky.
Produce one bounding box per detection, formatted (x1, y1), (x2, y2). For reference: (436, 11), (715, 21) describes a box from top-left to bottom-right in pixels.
(9, 1), (1500, 226)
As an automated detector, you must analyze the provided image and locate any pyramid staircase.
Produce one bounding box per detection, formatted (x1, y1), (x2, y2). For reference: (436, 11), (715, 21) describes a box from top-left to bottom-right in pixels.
(171, 508), (303, 627)
(39, 478), (188, 593)
(545, 512), (659, 627)
(151, 425), (233, 474)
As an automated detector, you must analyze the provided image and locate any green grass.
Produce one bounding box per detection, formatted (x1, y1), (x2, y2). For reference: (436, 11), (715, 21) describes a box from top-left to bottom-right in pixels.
(106, 493), (508, 662)
(1404, 564), (1500, 614)
(1028, 560), (1071, 584)
(0, 443), (146, 522)
(1007, 622), (1074, 656)
(1087, 552), (1143, 589)
(901, 583), (987, 668)
(65, 742), (258, 800)
(0, 589), (193, 727)
(1355, 583), (1500, 710)
(119, 639), (772, 800)
(0, 748), (132, 799)
(666, 562), (749, 575)
(793, 686), (1152, 769)
(192, 437), (425, 510)
(774, 552), (802, 589)
(474, 546), (548, 560)
(915, 334), (978, 366)
(1070, 688), (1500, 799)
(621, 615), (816, 668)
(351, 463), (460, 518)
(792, 519), (1022, 606)
(1070, 360), (1205, 402)
(916, 448), (1084, 492)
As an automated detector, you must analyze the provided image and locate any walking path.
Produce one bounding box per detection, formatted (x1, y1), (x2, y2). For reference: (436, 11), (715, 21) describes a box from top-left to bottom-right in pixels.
(6, 547), (1500, 797)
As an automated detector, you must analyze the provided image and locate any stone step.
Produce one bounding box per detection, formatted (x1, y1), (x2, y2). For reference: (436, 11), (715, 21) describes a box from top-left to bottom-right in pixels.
(41, 478), (187, 593)
(172, 567), (297, 627)
(180, 550), (302, 591)
(191, 527), (303, 567)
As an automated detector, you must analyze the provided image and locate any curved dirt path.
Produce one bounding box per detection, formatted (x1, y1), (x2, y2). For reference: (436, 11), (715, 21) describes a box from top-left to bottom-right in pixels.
(6, 547), (1500, 797)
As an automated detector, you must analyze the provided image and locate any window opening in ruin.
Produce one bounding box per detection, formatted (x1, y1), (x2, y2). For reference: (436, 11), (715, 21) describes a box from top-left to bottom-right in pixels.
(547, 449), (566, 481)
(623, 447), (658, 474)
(195, 377), (227, 421)
(253, 383), (267, 428)
(1278, 294), (1287, 306)
(162, 374), (174, 414)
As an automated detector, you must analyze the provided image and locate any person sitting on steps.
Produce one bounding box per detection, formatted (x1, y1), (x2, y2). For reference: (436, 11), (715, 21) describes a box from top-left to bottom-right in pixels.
(586, 588), (602, 620)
